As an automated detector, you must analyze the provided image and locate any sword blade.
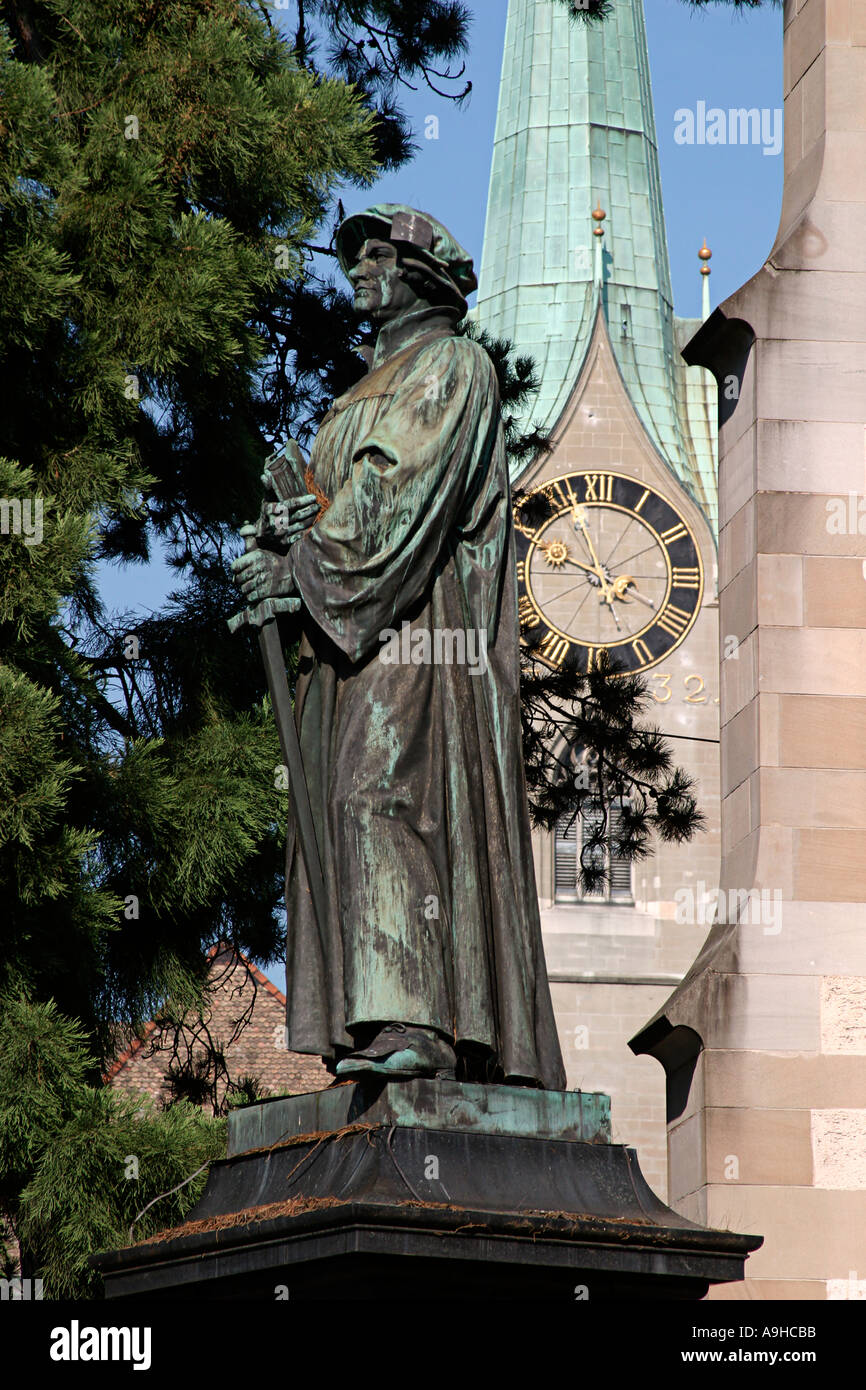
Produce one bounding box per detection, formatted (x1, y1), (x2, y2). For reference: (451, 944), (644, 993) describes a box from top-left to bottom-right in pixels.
(257, 619), (328, 942)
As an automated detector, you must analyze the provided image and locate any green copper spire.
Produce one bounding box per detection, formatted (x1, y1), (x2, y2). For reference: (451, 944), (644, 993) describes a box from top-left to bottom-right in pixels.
(477, 0), (717, 528)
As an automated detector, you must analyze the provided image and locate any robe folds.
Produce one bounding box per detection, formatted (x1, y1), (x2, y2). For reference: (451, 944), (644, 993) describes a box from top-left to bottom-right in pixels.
(283, 303), (566, 1090)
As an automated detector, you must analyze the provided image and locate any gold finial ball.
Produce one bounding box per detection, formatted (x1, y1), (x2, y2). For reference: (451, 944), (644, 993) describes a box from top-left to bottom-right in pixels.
(698, 238), (712, 261)
(592, 200), (606, 237)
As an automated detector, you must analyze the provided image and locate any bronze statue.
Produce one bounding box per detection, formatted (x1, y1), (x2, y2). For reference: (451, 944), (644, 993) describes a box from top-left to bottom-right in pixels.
(232, 204), (565, 1089)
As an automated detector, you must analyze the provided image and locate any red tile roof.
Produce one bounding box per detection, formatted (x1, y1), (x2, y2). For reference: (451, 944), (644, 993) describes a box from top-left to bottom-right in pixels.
(106, 943), (329, 1106)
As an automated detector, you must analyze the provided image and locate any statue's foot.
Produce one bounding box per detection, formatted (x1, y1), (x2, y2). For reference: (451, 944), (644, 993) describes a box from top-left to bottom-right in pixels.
(335, 1023), (456, 1080)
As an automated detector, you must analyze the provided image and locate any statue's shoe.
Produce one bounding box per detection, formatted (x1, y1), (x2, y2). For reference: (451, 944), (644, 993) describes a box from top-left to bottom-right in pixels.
(336, 1023), (456, 1080)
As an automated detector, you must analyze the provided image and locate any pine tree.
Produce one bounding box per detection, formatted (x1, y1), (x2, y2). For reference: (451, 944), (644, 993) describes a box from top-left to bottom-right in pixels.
(0, 994), (224, 1295)
(0, 0), (381, 1045)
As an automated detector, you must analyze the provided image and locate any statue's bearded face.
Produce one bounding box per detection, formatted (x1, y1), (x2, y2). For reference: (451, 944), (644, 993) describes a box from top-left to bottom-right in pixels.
(349, 238), (421, 322)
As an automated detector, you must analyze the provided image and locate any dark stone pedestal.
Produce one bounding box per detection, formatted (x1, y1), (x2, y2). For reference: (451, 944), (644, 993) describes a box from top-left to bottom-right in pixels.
(95, 1080), (761, 1300)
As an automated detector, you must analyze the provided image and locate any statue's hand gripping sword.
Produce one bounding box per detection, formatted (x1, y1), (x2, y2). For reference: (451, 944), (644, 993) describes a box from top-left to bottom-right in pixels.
(227, 444), (328, 941)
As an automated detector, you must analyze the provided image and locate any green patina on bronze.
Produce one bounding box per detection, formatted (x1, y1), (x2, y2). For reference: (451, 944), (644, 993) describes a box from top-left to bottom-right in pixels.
(248, 205), (566, 1089)
(227, 1081), (611, 1157)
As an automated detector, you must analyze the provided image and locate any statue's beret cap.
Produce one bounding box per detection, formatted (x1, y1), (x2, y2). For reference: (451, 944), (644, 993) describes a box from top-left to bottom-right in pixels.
(335, 204), (477, 315)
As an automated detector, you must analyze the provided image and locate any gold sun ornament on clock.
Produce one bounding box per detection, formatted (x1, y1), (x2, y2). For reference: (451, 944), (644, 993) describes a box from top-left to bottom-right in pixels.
(541, 538), (570, 568)
(513, 471), (704, 675)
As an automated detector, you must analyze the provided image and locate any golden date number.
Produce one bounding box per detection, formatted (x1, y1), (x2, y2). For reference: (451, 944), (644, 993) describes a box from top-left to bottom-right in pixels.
(650, 673), (719, 704)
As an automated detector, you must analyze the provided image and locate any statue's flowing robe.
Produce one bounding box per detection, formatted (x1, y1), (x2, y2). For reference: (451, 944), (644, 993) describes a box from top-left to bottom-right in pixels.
(283, 304), (565, 1090)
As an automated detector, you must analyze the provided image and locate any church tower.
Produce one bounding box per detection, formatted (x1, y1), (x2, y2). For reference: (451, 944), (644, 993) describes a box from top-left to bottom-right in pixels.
(632, 0), (866, 1298)
(477, 0), (719, 1199)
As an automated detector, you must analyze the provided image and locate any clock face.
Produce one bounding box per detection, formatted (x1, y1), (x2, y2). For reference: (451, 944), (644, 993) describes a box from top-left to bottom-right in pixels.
(513, 471), (704, 675)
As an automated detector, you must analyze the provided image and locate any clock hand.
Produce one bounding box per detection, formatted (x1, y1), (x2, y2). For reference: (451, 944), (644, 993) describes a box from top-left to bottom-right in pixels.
(572, 508), (613, 590)
(537, 541), (599, 578)
(537, 551), (659, 625)
(542, 557), (645, 607)
(611, 575), (657, 610)
(627, 590), (657, 610)
(573, 508), (620, 629)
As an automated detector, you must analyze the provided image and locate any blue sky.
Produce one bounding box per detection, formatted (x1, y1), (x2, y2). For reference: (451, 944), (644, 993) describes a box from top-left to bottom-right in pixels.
(92, 0), (785, 991)
(97, 0), (783, 620)
(344, 0), (784, 316)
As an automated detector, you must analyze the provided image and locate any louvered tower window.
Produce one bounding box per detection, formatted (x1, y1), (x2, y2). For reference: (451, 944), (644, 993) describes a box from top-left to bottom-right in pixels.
(554, 798), (633, 904)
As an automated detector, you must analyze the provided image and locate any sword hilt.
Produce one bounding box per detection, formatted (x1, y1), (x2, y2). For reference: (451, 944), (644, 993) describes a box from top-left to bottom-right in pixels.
(227, 526), (300, 633)
(227, 595), (300, 634)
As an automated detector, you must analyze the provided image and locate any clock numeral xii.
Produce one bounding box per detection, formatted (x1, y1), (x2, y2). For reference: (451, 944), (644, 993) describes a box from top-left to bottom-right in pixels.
(583, 473), (613, 503)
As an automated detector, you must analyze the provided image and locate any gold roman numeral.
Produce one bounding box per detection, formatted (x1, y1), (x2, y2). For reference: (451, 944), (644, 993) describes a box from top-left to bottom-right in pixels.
(518, 595), (539, 629)
(631, 638), (652, 667)
(660, 522), (688, 546)
(516, 559), (525, 584)
(543, 477), (581, 516)
(656, 603), (691, 638)
(585, 646), (609, 672)
(540, 632), (570, 667)
(583, 473), (614, 503)
(634, 488), (650, 514)
(672, 566), (700, 589)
